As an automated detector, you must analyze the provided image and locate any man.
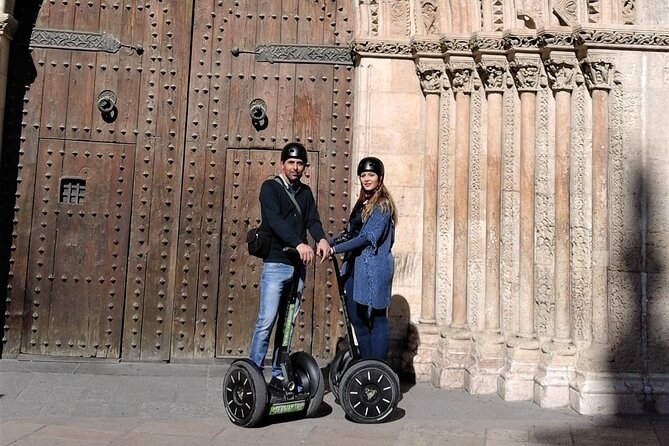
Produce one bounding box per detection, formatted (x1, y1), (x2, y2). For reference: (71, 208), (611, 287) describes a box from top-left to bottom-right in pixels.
(248, 142), (330, 386)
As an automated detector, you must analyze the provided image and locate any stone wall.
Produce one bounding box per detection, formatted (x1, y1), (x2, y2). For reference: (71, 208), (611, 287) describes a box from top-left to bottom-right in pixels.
(352, 0), (669, 413)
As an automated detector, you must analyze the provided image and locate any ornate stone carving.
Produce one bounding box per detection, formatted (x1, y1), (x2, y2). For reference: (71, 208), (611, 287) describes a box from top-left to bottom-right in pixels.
(621, 0), (637, 25)
(492, 0), (505, 32)
(502, 32), (541, 51)
(543, 53), (582, 91)
(470, 34), (506, 53)
(420, 0), (439, 35)
(390, 0), (410, 37)
(447, 59), (476, 93)
(352, 39), (413, 58)
(574, 26), (669, 49)
(581, 53), (618, 91)
(516, 0), (544, 29)
(477, 57), (507, 93)
(509, 57), (543, 92)
(416, 59), (445, 95)
(441, 36), (472, 54)
(540, 29), (576, 48)
(553, 0), (579, 26)
(255, 44), (354, 65)
(411, 37), (441, 56)
(587, 0), (601, 23)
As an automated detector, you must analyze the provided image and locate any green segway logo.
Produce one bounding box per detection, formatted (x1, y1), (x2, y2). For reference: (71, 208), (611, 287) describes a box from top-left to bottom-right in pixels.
(268, 400), (306, 416)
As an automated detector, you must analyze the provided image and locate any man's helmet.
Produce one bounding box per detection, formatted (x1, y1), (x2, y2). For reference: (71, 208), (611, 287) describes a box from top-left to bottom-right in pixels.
(357, 157), (384, 176)
(281, 142), (308, 163)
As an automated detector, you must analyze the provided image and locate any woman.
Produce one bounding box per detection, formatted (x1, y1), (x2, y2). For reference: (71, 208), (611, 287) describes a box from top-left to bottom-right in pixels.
(330, 157), (396, 361)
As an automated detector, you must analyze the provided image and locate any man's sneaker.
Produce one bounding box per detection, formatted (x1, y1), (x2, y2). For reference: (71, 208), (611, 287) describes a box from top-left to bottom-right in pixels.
(269, 375), (284, 390)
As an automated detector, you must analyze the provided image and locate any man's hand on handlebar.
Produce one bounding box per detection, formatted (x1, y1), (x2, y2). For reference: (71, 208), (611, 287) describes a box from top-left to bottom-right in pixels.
(315, 239), (331, 263)
(296, 243), (314, 264)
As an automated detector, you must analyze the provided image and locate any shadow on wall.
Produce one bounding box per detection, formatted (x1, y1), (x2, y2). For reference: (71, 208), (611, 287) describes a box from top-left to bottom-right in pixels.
(388, 294), (418, 384)
(615, 166), (667, 413)
(0, 1), (41, 358)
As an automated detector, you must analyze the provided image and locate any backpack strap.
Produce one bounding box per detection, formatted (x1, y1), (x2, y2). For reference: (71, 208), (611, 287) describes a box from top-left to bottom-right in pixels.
(274, 176), (303, 218)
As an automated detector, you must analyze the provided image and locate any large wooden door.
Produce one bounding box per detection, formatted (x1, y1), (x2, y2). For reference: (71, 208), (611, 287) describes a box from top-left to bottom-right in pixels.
(177, 0), (354, 360)
(3, 0), (193, 359)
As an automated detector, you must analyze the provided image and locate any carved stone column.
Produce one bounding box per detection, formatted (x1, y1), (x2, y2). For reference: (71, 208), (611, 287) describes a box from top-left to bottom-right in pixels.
(582, 52), (616, 346)
(497, 54), (543, 401)
(570, 51), (618, 414)
(416, 59), (443, 326)
(534, 51), (581, 407)
(432, 57), (475, 389)
(463, 54), (508, 395)
(0, 11), (18, 165)
(413, 56), (444, 382)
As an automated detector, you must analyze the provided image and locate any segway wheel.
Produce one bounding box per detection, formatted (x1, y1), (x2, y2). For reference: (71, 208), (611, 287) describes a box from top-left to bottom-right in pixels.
(328, 347), (352, 402)
(291, 351), (325, 417)
(339, 360), (400, 424)
(222, 359), (267, 427)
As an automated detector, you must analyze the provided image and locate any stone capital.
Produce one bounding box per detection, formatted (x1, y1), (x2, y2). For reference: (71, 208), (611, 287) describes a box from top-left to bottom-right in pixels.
(543, 52), (582, 92)
(508, 54), (543, 92)
(477, 55), (507, 94)
(415, 58), (445, 95)
(581, 51), (618, 91)
(446, 57), (476, 94)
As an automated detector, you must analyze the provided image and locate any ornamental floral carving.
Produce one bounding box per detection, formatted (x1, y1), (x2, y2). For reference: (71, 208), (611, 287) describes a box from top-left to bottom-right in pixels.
(352, 40), (413, 57)
(574, 28), (669, 48)
(416, 59), (445, 95)
(440, 36), (471, 53)
(544, 54), (582, 91)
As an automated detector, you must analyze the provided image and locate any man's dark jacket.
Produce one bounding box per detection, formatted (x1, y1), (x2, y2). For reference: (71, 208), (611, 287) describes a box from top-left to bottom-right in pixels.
(260, 176), (326, 265)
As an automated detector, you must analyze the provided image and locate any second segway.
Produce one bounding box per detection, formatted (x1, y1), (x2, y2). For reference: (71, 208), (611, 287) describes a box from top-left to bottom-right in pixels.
(328, 253), (401, 423)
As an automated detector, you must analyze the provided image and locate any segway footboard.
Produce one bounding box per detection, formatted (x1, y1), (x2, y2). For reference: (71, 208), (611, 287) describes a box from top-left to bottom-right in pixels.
(339, 359), (400, 424)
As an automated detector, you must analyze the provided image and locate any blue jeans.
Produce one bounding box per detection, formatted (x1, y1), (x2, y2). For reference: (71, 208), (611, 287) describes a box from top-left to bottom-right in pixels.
(249, 262), (305, 377)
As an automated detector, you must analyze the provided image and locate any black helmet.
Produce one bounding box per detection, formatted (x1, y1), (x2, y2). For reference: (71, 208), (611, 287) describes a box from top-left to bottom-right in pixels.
(357, 157), (384, 176)
(281, 142), (308, 163)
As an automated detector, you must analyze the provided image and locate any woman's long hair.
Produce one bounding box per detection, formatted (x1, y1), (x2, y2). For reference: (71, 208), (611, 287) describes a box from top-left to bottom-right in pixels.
(357, 182), (397, 223)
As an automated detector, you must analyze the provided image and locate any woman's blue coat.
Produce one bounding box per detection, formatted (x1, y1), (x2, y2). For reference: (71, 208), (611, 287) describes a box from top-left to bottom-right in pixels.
(343, 207), (395, 310)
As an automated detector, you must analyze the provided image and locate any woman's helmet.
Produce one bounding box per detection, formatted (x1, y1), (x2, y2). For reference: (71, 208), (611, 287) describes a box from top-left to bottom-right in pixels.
(357, 157), (384, 176)
(281, 142), (308, 163)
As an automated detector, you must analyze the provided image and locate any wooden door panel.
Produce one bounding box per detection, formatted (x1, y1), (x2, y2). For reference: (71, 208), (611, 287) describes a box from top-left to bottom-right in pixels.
(22, 140), (134, 357)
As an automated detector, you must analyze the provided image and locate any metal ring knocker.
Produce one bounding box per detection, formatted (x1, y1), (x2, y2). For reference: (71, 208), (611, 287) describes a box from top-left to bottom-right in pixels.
(249, 98), (268, 130)
(97, 89), (118, 122)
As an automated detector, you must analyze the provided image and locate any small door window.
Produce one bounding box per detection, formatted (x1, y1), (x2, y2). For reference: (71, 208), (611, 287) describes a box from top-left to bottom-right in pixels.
(59, 177), (86, 205)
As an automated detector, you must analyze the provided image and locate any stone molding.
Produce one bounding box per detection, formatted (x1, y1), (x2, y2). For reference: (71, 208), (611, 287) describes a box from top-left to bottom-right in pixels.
(352, 26), (669, 61)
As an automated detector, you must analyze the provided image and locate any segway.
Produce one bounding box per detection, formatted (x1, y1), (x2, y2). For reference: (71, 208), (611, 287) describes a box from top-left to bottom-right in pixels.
(222, 248), (325, 427)
(328, 253), (401, 423)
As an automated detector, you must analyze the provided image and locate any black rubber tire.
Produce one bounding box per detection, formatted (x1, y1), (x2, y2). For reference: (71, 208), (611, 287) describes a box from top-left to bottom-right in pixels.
(290, 351), (325, 417)
(339, 359), (400, 424)
(222, 359), (267, 427)
(328, 347), (352, 402)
